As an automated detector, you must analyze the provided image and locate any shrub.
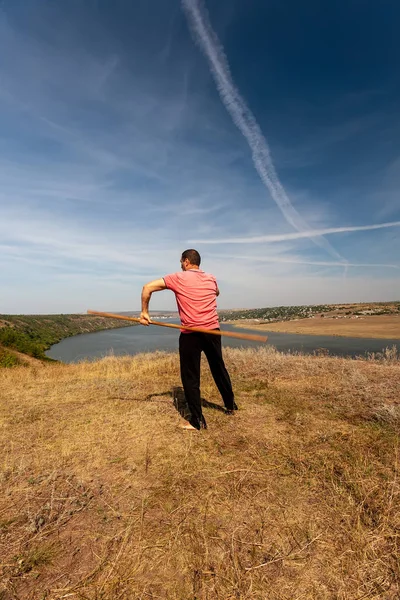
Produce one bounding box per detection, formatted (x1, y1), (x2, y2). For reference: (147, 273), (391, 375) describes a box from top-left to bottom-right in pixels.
(0, 328), (45, 360)
(0, 348), (21, 368)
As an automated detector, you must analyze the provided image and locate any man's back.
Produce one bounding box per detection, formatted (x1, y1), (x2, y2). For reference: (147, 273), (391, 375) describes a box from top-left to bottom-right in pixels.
(163, 269), (219, 330)
(140, 249), (236, 430)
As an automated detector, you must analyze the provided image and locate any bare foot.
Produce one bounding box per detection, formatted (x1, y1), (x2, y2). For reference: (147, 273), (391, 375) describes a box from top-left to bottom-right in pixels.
(179, 419), (197, 430)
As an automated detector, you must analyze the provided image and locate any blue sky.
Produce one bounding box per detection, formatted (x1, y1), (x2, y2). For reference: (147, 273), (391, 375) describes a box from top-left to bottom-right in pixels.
(0, 0), (399, 313)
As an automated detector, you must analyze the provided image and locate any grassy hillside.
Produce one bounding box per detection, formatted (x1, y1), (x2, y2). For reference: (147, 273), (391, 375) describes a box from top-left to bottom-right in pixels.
(0, 314), (134, 365)
(0, 345), (23, 368)
(0, 347), (399, 599)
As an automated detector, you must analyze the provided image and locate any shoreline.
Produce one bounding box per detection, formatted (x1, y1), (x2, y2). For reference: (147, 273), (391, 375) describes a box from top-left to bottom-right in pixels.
(226, 314), (400, 340)
(0, 314), (136, 366)
(46, 322), (400, 366)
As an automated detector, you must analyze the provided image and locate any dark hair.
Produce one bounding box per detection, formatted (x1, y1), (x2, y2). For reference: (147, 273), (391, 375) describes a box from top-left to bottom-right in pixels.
(181, 249), (201, 266)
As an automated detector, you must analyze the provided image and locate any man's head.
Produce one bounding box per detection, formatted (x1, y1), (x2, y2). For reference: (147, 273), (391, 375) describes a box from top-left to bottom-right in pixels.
(180, 249), (201, 271)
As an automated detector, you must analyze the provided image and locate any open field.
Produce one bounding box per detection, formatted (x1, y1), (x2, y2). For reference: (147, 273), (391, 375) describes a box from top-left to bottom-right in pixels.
(1, 348), (400, 599)
(231, 314), (400, 339)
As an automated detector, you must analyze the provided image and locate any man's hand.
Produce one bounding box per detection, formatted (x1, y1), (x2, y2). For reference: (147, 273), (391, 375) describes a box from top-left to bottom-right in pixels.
(139, 311), (151, 326)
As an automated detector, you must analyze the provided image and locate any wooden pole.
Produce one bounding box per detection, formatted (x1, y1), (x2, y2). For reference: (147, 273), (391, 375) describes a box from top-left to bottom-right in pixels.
(87, 309), (268, 343)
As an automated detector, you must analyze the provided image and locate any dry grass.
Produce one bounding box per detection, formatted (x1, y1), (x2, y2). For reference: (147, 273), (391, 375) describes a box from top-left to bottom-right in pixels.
(232, 314), (400, 339)
(0, 347), (399, 599)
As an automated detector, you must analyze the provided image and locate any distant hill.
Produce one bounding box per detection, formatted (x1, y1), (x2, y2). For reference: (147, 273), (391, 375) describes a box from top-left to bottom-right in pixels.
(1, 302), (398, 367)
(0, 314), (134, 366)
(218, 301), (400, 322)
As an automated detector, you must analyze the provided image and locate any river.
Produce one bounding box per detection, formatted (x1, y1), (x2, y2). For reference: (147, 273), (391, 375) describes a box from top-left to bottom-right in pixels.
(46, 321), (399, 363)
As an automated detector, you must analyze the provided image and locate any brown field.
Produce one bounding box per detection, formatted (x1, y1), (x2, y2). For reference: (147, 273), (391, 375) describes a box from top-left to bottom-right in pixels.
(1, 348), (400, 599)
(232, 314), (400, 339)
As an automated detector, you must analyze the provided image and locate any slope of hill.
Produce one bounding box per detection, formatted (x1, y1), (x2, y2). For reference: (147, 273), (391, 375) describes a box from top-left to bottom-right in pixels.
(0, 347), (399, 599)
(0, 344), (44, 368)
(0, 314), (134, 364)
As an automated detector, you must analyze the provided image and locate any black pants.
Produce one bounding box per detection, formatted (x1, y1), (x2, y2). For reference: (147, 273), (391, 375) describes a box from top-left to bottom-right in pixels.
(179, 330), (235, 429)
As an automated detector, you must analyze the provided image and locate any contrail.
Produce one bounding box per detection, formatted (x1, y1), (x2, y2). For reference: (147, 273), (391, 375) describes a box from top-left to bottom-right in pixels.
(189, 220), (400, 244)
(218, 254), (399, 270)
(181, 0), (344, 262)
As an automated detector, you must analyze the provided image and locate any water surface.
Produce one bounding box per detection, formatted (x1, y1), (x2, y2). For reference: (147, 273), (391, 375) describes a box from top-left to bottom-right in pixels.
(46, 321), (399, 363)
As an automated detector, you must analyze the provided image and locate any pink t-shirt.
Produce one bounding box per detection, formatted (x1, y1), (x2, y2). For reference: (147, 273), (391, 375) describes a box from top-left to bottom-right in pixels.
(163, 269), (220, 331)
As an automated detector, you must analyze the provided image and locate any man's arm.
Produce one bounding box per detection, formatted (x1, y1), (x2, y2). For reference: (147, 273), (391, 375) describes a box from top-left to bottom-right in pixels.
(140, 278), (167, 325)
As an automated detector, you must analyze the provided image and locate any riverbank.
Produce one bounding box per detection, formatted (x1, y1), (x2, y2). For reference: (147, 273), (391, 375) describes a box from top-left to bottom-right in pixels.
(229, 314), (400, 339)
(1, 348), (399, 598)
(0, 314), (134, 366)
(45, 319), (400, 364)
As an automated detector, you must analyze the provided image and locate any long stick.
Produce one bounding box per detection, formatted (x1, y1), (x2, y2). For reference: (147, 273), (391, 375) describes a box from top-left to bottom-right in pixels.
(87, 310), (268, 343)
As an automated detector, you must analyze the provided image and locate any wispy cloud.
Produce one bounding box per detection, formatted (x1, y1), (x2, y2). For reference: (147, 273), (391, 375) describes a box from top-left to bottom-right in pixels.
(181, 0), (344, 262)
(218, 254), (399, 270)
(190, 220), (400, 244)
(0, 1), (398, 313)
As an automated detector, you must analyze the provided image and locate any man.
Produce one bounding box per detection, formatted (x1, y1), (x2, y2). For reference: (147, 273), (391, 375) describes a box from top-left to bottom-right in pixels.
(139, 249), (237, 430)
